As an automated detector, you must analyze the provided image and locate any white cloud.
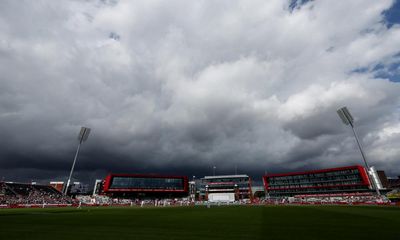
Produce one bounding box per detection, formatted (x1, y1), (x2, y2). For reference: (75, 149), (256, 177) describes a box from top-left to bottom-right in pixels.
(0, 0), (400, 181)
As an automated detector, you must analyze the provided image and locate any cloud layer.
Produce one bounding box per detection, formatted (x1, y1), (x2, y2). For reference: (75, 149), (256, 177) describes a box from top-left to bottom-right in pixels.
(1, 0), (400, 183)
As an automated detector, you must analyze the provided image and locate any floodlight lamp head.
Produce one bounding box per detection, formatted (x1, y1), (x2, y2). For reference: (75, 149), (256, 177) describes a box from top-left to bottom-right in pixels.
(337, 107), (354, 126)
(78, 127), (91, 142)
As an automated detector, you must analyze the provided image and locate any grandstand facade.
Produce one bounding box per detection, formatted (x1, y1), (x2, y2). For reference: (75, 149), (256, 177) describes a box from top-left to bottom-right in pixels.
(199, 175), (253, 202)
(263, 165), (372, 197)
(102, 174), (189, 198)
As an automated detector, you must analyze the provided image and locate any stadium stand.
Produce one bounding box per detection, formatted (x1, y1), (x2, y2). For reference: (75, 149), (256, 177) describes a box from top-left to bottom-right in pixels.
(388, 176), (400, 189)
(102, 174), (189, 199)
(199, 175), (253, 202)
(0, 182), (74, 205)
(263, 165), (372, 197)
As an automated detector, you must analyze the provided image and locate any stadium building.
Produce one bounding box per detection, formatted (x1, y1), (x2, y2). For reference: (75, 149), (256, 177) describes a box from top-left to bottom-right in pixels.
(92, 179), (104, 195)
(49, 181), (64, 192)
(102, 174), (189, 199)
(263, 165), (374, 197)
(199, 175), (253, 202)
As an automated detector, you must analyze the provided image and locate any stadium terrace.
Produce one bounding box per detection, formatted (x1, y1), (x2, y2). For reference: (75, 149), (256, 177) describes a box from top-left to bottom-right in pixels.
(1, 164), (400, 208)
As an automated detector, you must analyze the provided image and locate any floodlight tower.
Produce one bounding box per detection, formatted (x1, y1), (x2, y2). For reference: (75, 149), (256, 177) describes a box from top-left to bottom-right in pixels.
(64, 127), (91, 195)
(336, 107), (380, 195)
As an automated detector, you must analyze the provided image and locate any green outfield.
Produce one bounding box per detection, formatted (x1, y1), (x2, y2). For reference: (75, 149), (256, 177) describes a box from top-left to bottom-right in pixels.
(0, 206), (399, 240)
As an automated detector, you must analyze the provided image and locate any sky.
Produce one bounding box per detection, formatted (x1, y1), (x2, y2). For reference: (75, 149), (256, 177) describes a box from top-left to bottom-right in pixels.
(1, 0), (400, 185)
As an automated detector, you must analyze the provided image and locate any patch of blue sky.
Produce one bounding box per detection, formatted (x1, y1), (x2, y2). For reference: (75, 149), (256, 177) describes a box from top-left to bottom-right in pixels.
(352, 62), (400, 83)
(288, 0), (312, 12)
(383, 0), (400, 28)
(374, 63), (400, 82)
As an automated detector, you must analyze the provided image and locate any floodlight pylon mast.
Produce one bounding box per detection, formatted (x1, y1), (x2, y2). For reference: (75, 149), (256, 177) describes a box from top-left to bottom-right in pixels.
(348, 121), (369, 169)
(337, 107), (380, 196)
(64, 127), (91, 195)
(348, 121), (381, 196)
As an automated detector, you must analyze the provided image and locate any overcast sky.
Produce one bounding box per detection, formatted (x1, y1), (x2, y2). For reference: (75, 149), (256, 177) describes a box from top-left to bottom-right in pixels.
(1, 0), (400, 185)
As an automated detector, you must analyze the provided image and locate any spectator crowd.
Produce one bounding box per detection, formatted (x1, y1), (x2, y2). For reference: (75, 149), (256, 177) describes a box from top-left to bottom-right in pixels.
(0, 181), (396, 208)
(0, 182), (74, 205)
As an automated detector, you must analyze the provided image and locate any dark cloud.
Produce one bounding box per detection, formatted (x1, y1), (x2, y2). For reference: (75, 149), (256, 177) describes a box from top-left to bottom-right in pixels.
(1, 0), (400, 185)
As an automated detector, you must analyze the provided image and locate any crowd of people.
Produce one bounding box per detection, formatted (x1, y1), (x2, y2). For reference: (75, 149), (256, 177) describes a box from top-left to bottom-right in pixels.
(256, 194), (392, 205)
(0, 193), (73, 205)
(75, 195), (193, 207)
(0, 182), (74, 206)
(1, 181), (397, 208)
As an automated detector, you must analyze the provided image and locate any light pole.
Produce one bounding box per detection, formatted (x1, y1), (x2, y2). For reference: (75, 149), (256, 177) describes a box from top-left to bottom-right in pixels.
(213, 166), (216, 176)
(192, 176), (196, 201)
(205, 185), (209, 201)
(264, 170), (269, 199)
(64, 127), (91, 195)
(234, 184), (238, 200)
(337, 107), (380, 195)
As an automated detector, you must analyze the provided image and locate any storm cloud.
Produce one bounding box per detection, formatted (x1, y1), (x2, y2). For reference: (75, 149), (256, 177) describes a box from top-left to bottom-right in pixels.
(1, 0), (400, 184)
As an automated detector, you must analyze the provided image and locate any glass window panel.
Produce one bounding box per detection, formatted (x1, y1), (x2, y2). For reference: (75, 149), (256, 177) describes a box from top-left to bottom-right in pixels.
(110, 177), (184, 190)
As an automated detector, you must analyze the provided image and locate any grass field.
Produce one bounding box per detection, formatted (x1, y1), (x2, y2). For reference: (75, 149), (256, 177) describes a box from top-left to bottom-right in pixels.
(0, 206), (399, 240)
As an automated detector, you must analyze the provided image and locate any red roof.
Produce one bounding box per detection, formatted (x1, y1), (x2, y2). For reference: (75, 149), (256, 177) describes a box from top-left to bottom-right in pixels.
(264, 165), (363, 178)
